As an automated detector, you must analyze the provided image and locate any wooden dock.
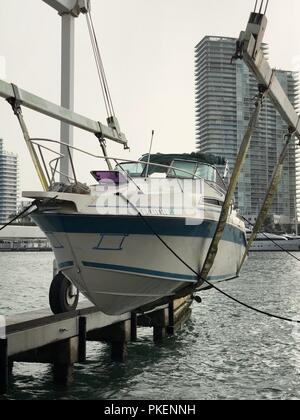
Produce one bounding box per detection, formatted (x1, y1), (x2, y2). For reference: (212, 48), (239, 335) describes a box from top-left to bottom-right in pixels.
(0, 296), (192, 395)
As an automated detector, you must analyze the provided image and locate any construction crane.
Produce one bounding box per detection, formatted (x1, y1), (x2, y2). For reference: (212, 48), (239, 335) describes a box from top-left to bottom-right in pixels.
(200, 0), (300, 283)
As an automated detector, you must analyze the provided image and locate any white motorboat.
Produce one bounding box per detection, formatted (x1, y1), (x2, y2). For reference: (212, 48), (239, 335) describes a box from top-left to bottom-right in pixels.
(1, 1), (299, 317)
(24, 151), (247, 315)
(249, 232), (300, 252)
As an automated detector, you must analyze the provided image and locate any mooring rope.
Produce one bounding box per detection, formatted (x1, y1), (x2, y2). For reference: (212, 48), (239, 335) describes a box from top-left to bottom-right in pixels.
(0, 196), (58, 233)
(0, 202), (37, 233)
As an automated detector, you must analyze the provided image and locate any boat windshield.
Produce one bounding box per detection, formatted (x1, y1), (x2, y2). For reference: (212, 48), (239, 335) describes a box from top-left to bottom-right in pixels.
(195, 164), (217, 182)
(168, 160), (217, 182)
(117, 162), (145, 177)
(167, 160), (197, 179)
(116, 159), (218, 183)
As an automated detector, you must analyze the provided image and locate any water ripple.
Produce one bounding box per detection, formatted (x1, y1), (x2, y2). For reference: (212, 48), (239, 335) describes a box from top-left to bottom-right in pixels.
(1, 252), (300, 400)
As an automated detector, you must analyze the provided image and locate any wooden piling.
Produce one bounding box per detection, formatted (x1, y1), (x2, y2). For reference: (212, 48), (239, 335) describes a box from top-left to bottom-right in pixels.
(167, 299), (175, 336)
(52, 337), (79, 386)
(53, 364), (74, 386)
(8, 361), (14, 376)
(130, 312), (138, 342)
(0, 339), (8, 395)
(152, 308), (169, 343)
(1, 296), (193, 394)
(78, 316), (87, 363)
(88, 319), (131, 362)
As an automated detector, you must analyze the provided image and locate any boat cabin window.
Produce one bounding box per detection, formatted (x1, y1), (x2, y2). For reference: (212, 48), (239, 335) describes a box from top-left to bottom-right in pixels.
(167, 160), (217, 182)
(195, 164), (217, 183)
(117, 162), (144, 177)
(116, 159), (219, 183)
(168, 160), (197, 179)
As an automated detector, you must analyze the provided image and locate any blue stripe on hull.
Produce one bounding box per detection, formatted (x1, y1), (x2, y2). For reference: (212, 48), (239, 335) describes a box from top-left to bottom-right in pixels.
(58, 261), (74, 270)
(58, 260), (237, 283)
(32, 214), (246, 246)
(63, 261), (236, 283)
(82, 261), (198, 282)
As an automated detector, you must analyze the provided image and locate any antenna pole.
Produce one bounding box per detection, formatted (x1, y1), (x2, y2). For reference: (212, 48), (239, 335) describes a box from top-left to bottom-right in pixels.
(145, 130), (155, 178)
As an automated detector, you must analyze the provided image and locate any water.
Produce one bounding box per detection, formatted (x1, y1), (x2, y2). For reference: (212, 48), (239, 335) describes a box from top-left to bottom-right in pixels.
(1, 252), (300, 400)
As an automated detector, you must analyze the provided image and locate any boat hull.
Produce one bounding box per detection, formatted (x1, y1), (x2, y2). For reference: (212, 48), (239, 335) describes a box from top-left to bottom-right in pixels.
(32, 213), (247, 315)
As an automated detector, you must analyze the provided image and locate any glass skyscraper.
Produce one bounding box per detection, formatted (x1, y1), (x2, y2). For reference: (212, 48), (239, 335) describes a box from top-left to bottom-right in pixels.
(0, 138), (18, 224)
(195, 36), (298, 227)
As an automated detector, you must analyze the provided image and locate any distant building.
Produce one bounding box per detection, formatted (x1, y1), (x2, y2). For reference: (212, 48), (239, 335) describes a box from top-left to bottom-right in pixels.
(0, 138), (18, 224)
(195, 36), (298, 227)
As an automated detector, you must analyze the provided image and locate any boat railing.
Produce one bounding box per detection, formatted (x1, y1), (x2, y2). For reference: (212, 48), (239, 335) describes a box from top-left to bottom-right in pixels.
(30, 138), (227, 192)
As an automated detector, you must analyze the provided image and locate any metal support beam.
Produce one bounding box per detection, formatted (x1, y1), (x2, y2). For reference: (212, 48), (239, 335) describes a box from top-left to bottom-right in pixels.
(7, 95), (49, 191)
(42, 0), (91, 182)
(235, 12), (300, 143)
(0, 79), (127, 145)
(200, 93), (264, 282)
(42, 0), (78, 15)
(238, 133), (292, 273)
(60, 13), (75, 183)
(1, 0), (128, 184)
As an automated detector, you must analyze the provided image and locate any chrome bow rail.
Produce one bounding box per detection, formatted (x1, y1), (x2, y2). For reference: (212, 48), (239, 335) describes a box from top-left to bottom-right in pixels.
(30, 138), (227, 193)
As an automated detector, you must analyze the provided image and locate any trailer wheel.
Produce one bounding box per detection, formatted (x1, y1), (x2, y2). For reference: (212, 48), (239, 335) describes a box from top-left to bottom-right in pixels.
(49, 272), (79, 314)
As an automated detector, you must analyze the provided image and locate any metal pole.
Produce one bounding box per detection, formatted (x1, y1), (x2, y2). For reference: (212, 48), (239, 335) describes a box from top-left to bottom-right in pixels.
(99, 139), (113, 170)
(60, 14), (75, 183)
(7, 97), (49, 191)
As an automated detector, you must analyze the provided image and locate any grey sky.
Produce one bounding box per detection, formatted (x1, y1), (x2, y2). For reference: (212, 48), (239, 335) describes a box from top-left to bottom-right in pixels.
(0, 0), (299, 192)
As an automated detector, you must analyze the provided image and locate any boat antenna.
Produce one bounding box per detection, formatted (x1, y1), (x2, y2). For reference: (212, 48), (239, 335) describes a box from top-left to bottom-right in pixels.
(145, 130), (155, 178)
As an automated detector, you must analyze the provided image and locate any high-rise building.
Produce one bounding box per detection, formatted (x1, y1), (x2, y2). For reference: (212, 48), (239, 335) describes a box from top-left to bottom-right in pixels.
(195, 36), (298, 227)
(0, 139), (18, 224)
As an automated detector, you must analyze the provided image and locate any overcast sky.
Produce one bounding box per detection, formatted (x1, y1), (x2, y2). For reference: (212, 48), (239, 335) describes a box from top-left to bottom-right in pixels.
(0, 0), (300, 193)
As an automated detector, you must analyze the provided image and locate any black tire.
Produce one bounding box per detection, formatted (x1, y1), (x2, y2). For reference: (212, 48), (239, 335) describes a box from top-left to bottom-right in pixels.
(193, 295), (202, 304)
(49, 272), (79, 314)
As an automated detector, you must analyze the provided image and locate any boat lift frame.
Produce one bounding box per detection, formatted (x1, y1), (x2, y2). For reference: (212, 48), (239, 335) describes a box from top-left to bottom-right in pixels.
(234, 11), (300, 142)
(0, 80), (127, 144)
(44, 0), (91, 181)
(199, 7), (300, 284)
(0, 78), (128, 190)
(0, 3), (299, 286)
(0, 0), (128, 187)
